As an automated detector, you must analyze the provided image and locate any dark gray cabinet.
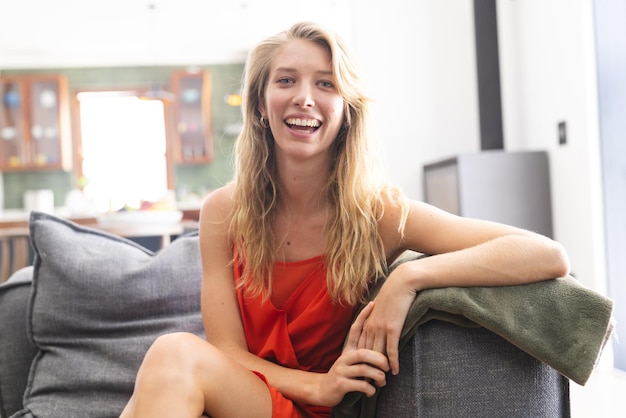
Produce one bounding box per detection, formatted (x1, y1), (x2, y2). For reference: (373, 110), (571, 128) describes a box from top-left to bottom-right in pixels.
(423, 150), (553, 238)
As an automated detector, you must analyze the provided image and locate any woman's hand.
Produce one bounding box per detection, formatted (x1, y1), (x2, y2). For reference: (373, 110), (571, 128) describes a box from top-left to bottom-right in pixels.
(313, 302), (390, 406)
(358, 263), (417, 375)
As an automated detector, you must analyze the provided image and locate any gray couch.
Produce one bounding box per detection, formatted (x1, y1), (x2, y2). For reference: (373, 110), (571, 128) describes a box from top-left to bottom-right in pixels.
(0, 212), (570, 418)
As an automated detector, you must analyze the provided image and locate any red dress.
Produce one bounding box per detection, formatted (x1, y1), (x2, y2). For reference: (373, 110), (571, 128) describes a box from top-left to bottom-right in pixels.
(235, 255), (356, 418)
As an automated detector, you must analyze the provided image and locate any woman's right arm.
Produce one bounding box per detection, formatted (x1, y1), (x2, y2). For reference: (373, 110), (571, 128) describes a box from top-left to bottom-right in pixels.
(199, 186), (389, 407)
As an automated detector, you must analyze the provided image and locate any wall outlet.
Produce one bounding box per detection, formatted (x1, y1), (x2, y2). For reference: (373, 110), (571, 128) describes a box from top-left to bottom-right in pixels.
(558, 121), (567, 145)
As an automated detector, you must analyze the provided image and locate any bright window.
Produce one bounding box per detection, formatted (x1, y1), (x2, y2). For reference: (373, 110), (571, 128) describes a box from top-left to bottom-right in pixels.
(77, 93), (168, 213)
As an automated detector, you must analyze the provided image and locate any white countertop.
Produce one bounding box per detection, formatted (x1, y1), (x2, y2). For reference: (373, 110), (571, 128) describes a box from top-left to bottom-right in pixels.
(0, 208), (96, 223)
(0, 201), (202, 224)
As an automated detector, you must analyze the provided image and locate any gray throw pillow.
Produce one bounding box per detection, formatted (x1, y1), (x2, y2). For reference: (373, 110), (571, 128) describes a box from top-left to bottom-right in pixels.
(16, 211), (205, 418)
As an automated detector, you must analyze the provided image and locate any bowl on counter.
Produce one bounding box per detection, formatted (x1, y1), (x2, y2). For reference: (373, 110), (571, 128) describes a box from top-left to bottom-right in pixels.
(97, 210), (183, 228)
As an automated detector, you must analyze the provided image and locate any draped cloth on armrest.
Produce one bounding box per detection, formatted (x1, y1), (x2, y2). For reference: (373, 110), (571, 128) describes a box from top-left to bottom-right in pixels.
(332, 255), (615, 418)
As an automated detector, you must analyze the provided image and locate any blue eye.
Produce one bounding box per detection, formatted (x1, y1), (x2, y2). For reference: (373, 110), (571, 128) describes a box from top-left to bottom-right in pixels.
(319, 80), (334, 88)
(278, 78), (294, 84)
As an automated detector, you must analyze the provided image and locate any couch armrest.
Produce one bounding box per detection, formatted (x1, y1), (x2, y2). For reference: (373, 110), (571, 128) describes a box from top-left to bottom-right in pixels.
(0, 266), (37, 418)
(376, 320), (570, 417)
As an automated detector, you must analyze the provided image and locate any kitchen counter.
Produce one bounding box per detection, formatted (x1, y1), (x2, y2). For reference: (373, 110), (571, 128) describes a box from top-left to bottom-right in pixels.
(0, 208), (200, 245)
(0, 210), (98, 229)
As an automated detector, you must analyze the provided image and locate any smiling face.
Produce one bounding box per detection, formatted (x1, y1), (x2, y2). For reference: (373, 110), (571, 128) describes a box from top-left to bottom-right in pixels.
(259, 39), (345, 163)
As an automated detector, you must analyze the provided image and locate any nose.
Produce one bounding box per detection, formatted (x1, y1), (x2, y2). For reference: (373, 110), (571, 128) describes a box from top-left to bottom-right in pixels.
(293, 83), (315, 108)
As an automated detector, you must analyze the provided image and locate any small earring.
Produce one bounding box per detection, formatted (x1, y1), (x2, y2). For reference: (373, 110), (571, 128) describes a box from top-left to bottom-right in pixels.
(260, 116), (270, 128)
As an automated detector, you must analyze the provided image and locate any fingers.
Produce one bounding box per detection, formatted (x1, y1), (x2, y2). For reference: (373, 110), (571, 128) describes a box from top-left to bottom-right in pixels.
(345, 361), (387, 388)
(358, 329), (385, 356)
(355, 304), (387, 354)
(349, 300), (402, 375)
(381, 326), (401, 375)
(355, 317), (402, 375)
(346, 301), (374, 351)
(341, 349), (389, 391)
(335, 371), (382, 399)
(326, 344), (390, 403)
(386, 340), (400, 376)
(347, 346), (390, 374)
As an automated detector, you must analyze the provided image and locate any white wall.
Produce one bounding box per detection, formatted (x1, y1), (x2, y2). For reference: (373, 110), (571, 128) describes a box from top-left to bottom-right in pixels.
(497, 0), (606, 293)
(351, 0), (605, 293)
(351, 0), (481, 200)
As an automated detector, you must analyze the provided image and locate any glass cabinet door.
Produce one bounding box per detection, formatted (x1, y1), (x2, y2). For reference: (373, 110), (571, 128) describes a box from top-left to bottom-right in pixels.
(29, 79), (62, 166)
(171, 70), (213, 164)
(0, 75), (71, 171)
(0, 80), (27, 168)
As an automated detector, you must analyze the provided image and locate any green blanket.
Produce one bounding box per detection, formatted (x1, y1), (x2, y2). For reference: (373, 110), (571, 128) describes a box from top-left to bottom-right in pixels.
(332, 256), (615, 418)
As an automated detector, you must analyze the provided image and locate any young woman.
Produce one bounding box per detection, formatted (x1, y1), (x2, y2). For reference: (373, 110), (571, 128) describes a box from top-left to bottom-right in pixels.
(120, 22), (569, 418)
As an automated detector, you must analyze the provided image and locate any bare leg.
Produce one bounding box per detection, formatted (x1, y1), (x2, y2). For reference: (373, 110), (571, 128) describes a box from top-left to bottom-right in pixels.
(119, 332), (272, 418)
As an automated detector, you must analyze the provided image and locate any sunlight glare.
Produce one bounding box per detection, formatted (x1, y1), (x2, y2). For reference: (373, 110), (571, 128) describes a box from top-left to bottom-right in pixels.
(79, 95), (167, 212)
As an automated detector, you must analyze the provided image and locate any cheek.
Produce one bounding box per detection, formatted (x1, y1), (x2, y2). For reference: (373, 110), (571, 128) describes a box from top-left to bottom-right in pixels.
(262, 90), (281, 115)
(323, 95), (345, 118)
(259, 87), (273, 114)
(327, 97), (345, 121)
(263, 96), (276, 115)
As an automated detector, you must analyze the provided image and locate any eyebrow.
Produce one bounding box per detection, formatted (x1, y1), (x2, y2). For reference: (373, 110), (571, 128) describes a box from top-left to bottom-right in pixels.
(273, 67), (333, 77)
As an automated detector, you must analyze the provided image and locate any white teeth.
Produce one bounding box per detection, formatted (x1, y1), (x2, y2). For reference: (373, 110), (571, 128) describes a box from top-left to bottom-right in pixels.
(285, 117), (320, 128)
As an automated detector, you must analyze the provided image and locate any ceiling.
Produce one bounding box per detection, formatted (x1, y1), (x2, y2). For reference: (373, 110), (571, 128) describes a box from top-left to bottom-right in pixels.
(0, 0), (354, 69)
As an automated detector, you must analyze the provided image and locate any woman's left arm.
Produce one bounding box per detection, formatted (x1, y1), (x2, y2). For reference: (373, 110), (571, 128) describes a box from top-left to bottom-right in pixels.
(384, 199), (570, 286)
(360, 199), (571, 374)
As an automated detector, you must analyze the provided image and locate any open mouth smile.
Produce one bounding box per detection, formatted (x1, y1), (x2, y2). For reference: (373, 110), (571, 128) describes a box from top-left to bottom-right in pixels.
(284, 117), (321, 133)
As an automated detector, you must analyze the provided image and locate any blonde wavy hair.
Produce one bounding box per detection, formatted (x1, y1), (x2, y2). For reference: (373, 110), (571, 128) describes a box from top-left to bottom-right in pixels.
(230, 22), (407, 305)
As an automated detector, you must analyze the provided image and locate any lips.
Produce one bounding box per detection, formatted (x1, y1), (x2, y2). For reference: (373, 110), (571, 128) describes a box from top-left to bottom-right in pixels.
(284, 117), (321, 132)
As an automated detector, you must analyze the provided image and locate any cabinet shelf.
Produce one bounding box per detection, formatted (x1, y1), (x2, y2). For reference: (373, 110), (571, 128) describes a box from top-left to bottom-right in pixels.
(0, 75), (72, 171)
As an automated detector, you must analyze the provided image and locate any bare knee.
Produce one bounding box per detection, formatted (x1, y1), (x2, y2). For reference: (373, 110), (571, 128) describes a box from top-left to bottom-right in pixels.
(128, 333), (271, 418)
(140, 332), (208, 375)
(146, 332), (204, 359)
(133, 333), (195, 390)
(125, 333), (215, 416)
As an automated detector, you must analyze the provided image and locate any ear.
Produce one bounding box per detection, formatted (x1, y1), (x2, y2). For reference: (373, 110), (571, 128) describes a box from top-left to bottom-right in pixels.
(257, 99), (266, 117)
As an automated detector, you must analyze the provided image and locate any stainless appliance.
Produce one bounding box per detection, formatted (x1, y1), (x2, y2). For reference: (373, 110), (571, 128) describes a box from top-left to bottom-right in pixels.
(423, 150), (553, 238)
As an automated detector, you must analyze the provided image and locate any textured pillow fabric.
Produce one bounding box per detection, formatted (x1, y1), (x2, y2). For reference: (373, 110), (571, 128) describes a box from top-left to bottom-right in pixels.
(0, 266), (37, 418)
(15, 211), (205, 418)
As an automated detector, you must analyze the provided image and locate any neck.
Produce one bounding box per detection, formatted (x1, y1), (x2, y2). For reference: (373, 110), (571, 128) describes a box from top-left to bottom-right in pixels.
(278, 180), (326, 218)
(276, 157), (330, 214)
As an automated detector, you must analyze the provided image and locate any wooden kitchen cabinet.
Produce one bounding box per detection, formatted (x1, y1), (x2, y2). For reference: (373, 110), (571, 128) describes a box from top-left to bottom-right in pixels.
(170, 70), (213, 164)
(0, 75), (72, 171)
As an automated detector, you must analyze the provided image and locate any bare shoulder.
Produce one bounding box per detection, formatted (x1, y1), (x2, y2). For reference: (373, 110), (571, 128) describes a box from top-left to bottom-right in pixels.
(201, 184), (235, 219)
(199, 184), (235, 254)
(378, 188), (412, 259)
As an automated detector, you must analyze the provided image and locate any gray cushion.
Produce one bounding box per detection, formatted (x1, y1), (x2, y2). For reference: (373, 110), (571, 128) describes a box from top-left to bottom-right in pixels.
(13, 211), (205, 418)
(376, 320), (569, 417)
(0, 266), (37, 418)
